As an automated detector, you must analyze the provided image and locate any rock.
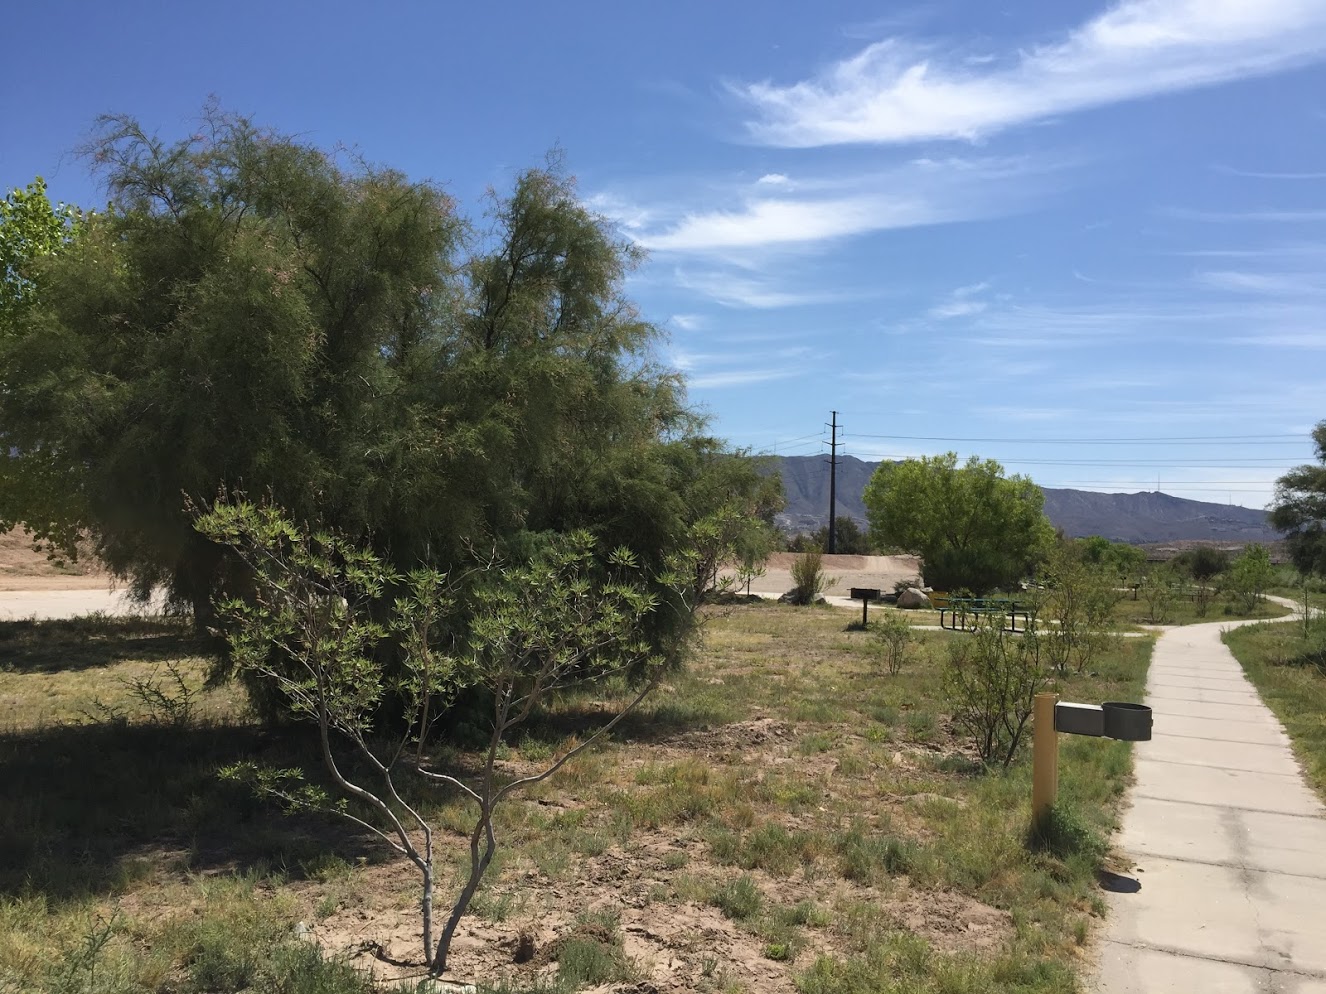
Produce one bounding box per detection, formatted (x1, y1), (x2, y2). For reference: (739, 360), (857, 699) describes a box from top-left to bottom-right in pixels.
(881, 592), (899, 604)
(896, 587), (932, 609)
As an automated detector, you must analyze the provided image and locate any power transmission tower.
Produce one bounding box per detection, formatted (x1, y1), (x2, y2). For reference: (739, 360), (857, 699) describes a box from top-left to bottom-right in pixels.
(826, 411), (840, 554)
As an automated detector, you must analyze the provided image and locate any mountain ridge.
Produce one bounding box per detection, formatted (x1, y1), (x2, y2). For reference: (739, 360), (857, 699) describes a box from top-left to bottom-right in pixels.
(770, 454), (1279, 545)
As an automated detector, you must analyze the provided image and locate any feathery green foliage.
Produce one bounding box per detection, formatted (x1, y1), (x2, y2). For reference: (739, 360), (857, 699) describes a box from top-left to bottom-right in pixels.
(862, 453), (1053, 594)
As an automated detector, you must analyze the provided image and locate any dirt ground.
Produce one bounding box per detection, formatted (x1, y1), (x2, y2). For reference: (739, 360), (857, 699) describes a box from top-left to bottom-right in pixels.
(723, 553), (922, 600)
(308, 715), (1012, 991)
(0, 528), (110, 590)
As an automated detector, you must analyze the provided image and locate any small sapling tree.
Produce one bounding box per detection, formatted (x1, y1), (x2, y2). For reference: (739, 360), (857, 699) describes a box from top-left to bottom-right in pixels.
(198, 499), (682, 976)
(1039, 544), (1120, 673)
(943, 619), (1047, 768)
(872, 612), (913, 676)
(1139, 566), (1178, 624)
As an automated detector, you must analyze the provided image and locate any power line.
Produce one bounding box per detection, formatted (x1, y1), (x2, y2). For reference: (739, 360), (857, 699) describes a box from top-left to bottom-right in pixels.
(842, 432), (1303, 445)
(763, 438), (822, 454)
(862, 455), (1293, 466)
(769, 431), (826, 448)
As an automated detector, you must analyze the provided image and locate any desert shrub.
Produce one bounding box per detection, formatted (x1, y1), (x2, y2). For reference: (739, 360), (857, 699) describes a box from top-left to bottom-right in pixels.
(789, 550), (831, 605)
(1039, 546), (1119, 673)
(1139, 567), (1178, 623)
(943, 620), (1047, 768)
(1227, 544), (1276, 613)
(872, 613), (913, 675)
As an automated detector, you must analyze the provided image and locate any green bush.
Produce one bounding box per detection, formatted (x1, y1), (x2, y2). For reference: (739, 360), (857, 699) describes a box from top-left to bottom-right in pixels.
(789, 551), (831, 605)
(943, 620), (1047, 767)
(871, 612), (913, 675)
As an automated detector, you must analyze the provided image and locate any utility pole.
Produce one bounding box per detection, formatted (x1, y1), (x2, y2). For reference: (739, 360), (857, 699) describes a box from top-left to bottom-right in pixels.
(826, 411), (840, 554)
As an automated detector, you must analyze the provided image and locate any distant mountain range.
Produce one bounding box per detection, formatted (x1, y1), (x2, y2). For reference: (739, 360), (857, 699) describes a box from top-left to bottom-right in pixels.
(770, 455), (1280, 545)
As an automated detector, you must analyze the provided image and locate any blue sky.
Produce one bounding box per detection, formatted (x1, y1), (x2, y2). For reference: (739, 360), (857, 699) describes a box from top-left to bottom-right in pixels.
(5, 0), (1326, 509)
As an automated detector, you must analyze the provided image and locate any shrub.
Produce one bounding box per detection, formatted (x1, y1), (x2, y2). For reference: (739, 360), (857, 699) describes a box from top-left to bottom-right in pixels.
(789, 550), (831, 605)
(943, 620), (1047, 768)
(1228, 544), (1276, 613)
(872, 613), (913, 675)
(1139, 567), (1178, 624)
(1039, 546), (1119, 673)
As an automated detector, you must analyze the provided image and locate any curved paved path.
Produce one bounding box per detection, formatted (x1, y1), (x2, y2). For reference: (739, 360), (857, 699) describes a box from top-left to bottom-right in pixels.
(1094, 609), (1326, 993)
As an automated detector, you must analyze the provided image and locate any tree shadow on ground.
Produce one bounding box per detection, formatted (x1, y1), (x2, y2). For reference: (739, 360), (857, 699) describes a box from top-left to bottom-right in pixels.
(511, 695), (736, 748)
(0, 615), (217, 674)
(0, 719), (381, 902)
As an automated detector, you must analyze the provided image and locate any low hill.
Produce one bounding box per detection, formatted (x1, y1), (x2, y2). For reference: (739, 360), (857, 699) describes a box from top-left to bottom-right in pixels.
(770, 455), (1279, 545)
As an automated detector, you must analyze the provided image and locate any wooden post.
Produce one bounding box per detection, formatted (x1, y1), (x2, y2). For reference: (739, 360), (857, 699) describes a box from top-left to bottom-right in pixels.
(1032, 692), (1059, 828)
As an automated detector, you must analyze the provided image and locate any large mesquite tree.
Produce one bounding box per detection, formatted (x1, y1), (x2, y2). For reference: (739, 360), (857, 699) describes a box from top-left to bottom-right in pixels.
(0, 109), (765, 654)
(863, 453), (1053, 593)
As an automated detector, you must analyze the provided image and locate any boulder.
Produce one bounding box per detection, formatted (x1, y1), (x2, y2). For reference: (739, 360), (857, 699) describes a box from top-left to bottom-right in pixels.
(896, 587), (932, 609)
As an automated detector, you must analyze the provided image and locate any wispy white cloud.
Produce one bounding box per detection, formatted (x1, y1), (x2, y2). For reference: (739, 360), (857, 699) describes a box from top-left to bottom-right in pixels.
(1230, 331), (1326, 348)
(930, 299), (988, 319)
(1165, 207), (1326, 223)
(927, 280), (992, 319)
(641, 195), (923, 251)
(688, 368), (802, 389)
(669, 313), (705, 331)
(736, 0), (1326, 147)
(974, 405), (1078, 423)
(1196, 270), (1326, 295)
(1169, 242), (1326, 259)
(1212, 164), (1326, 180)
(622, 156), (1054, 255)
(674, 268), (849, 309)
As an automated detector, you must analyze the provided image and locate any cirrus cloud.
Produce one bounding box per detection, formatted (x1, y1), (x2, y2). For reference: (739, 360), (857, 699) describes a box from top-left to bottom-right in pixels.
(737, 0), (1326, 147)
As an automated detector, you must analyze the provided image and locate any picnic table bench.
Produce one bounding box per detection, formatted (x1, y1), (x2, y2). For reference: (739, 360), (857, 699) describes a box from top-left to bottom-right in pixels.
(932, 594), (1035, 633)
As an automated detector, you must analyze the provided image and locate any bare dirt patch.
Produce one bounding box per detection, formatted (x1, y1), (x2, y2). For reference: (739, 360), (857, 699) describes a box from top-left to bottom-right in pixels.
(729, 553), (921, 601)
(0, 528), (110, 590)
(306, 836), (1013, 992)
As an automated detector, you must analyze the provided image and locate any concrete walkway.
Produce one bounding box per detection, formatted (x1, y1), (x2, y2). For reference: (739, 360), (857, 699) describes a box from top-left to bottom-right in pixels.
(1094, 612), (1326, 993)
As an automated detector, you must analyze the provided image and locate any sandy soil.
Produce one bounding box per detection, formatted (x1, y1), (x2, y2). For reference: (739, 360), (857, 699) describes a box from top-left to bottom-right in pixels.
(724, 553), (922, 601)
(306, 716), (1011, 991)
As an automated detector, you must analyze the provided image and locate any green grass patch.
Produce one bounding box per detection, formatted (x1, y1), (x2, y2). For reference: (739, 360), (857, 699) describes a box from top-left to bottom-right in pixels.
(1224, 619), (1326, 799)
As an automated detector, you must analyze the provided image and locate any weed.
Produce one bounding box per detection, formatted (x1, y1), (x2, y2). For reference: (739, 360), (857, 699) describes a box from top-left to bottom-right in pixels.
(834, 827), (916, 885)
(712, 875), (762, 921)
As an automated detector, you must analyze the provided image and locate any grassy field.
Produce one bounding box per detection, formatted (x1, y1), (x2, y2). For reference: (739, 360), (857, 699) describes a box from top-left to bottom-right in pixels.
(1110, 592), (1290, 627)
(0, 604), (1153, 993)
(1222, 617), (1326, 801)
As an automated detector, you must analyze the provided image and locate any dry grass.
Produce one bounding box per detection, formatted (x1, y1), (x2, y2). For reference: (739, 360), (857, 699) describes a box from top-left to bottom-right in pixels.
(0, 604), (1152, 994)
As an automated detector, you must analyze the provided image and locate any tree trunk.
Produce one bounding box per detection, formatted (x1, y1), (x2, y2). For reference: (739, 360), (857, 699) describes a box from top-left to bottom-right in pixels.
(432, 814), (496, 975)
(422, 862), (434, 970)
